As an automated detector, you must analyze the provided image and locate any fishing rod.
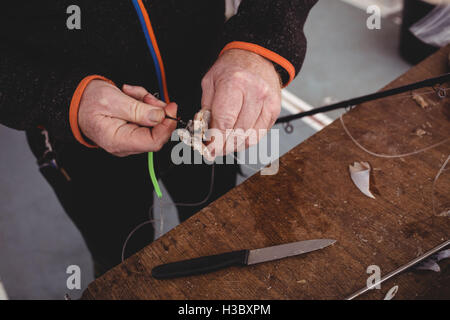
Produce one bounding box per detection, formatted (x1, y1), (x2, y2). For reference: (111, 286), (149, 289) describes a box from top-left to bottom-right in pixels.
(275, 72), (450, 129)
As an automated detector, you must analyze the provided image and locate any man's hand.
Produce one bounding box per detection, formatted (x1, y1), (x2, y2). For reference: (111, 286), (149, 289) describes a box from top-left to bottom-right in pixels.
(201, 49), (282, 158)
(78, 80), (177, 157)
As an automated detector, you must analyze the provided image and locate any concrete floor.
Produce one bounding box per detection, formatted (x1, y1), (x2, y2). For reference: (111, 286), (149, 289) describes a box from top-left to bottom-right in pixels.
(0, 0), (411, 299)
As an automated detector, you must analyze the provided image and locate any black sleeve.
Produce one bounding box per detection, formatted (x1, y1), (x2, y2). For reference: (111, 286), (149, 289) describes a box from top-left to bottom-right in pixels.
(0, 45), (89, 142)
(0, 2), (108, 143)
(223, 0), (318, 85)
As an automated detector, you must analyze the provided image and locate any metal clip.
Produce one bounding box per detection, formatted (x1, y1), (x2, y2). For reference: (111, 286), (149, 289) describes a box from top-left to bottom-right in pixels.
(283, 122), (293, 134)
(433, 85), (447, 99)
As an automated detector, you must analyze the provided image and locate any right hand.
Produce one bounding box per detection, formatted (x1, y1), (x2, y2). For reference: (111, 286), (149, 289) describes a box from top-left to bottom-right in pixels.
(78, 80), (177, 157)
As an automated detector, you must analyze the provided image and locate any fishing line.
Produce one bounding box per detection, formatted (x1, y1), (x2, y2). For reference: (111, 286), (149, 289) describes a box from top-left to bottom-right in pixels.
(232, 153), (260, 173)
(432, 155), (450, 217)
(165, 164), (216, 208)
(122, 164), (216, 262)
(147, 163), (216, 238)
(339, 91), (449, 219)
(337, 81), (450, 158)
(340, 114), (450, 158)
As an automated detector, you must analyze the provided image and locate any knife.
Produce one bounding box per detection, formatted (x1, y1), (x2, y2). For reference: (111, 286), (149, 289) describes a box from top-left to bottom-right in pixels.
(152, 239), (336, 279)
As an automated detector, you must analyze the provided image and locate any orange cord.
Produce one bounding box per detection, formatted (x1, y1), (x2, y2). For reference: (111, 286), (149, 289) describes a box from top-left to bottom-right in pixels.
(136, 0), (170, 103)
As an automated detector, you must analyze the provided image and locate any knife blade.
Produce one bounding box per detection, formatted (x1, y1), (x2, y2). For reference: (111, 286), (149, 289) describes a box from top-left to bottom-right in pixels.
(152, 239), (336, 280)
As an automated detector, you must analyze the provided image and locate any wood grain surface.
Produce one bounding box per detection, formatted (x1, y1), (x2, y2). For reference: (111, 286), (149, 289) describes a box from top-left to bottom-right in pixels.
(82, 45), (450, 300)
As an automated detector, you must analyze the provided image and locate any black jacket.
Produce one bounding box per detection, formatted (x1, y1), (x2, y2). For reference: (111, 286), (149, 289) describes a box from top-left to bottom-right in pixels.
(1, 0), (317, 145)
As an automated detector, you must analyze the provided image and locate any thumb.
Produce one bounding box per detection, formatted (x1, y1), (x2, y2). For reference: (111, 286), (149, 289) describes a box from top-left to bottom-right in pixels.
(113, 91), (165, 127)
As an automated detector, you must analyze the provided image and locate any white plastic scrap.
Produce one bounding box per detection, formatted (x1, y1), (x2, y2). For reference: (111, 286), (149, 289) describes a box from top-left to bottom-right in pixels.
(415, 249), (450, 272)
(383, 285), (399, 300)
(437, 249), (450, 261)
(438, 209), (450, 217)
(416, 259), (441, 272)
(349, 161), (375, 199)
(176, 110), (213, 160)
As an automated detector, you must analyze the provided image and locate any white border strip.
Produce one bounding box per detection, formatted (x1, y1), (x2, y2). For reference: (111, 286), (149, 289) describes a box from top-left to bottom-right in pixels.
(281, 89), (333, 132)
(0, 280), (8, 300)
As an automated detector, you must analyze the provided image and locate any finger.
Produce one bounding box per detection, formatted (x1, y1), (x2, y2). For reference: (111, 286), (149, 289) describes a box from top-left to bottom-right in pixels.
(207, 82), (244, 157)
(122, 84), (166, 107)
(209, 83), (243, 131)
(232, 85), (263, 132)
(111, 92), (165, 127)
(151, 102), (178, 145)
(107, 103), (178, 155)
(201, 75), (214, 110)
(113, 123), (159, 155)
(143, 93), (166, 107)
(122, 84), (149, 101)
(224, 87), (263, 154)
(246, 100), (273, 149)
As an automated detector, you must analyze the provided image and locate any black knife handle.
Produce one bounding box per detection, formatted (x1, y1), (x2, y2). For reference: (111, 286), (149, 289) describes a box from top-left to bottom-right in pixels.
(152, 249), (250, 279)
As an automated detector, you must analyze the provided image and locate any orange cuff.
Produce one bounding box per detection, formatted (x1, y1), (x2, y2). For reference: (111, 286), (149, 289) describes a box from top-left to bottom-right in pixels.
(220, 41), (295, 87)
(69, 75), (114, 148)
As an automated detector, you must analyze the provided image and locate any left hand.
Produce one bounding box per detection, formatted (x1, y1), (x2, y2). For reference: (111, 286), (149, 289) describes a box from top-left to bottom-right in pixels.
(201, 48), (282, 158)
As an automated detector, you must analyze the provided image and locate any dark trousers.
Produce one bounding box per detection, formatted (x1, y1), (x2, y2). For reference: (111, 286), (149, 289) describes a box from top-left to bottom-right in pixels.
(26, 132), (238, 276)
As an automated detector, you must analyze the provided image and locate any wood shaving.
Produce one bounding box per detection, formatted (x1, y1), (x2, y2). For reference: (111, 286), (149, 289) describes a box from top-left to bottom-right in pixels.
(383, 285), (398, 300)
(412, 94), (429, 109)
(413, 128), (427, 137)
(416, 259), (441, 272)
(438, 209), (450, 217)
(349, 161), (375, 199)
(437, 249), (450, 261)
(415, 249), (450, 272)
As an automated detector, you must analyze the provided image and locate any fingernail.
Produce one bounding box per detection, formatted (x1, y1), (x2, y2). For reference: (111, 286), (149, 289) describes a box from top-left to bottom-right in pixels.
(149, 109), (164, 122)
(123, 84), (131, 90)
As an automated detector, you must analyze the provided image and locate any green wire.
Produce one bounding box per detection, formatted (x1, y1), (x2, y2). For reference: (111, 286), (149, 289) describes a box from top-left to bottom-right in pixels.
(148, 151), (162, 198)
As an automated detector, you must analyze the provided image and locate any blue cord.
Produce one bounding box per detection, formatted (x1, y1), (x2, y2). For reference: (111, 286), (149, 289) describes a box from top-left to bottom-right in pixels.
(131, 0), (165, 102)
(132, 0), (166, 198)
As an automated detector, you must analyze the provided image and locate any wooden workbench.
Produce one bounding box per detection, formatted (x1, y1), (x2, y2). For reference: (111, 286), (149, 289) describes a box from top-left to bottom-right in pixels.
(82, 46), (450, 300)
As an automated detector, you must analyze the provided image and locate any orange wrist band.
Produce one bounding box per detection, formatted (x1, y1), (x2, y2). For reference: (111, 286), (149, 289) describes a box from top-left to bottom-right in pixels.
(69, 75), (114, 148)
